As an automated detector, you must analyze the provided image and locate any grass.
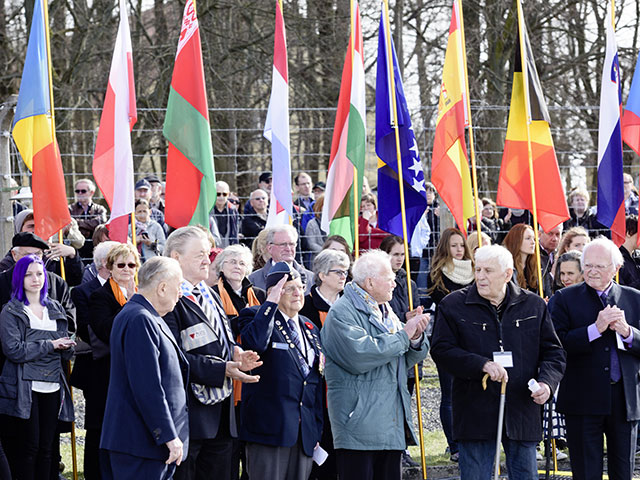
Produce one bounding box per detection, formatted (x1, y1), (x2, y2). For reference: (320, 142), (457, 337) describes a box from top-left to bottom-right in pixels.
(60, 430), (85, 480)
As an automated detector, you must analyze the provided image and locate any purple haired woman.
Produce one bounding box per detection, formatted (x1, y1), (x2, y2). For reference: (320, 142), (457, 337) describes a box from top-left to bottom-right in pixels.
(0, 254), (75, 480)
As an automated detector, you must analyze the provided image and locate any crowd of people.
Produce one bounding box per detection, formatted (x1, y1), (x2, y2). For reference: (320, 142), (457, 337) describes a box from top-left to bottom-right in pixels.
(1, 170), (640, 480)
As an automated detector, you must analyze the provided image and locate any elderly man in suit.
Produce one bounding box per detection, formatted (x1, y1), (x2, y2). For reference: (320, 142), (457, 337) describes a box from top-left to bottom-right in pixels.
(163, 226), (261, 480)
(238, 262), (324, 480)
(100, 257), (189, 480)
(552, 237), (640, 480)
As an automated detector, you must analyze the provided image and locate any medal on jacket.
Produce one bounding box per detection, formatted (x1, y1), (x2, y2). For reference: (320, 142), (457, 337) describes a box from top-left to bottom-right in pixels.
(318, 352), (325, 376)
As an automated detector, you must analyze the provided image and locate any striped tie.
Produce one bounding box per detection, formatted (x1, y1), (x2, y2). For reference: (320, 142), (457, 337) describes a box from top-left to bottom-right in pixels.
(288, 318), (310, 377)
(193, 289), (229, 360)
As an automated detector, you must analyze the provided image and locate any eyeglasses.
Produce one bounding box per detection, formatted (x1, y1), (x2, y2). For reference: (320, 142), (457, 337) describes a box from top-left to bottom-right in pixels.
(229, 199), (240, 205)
(253, 197), (267, 201)
(583, 263), (612, 271)
(75, 189), (88, 194)
(115, 262), (137, 269)
(328, 269), (348, 278)
(282, 284), (305, 295)
(225, 259), (247, 268)
(271, 242), (296, 248)
(217, 192), (229, 197)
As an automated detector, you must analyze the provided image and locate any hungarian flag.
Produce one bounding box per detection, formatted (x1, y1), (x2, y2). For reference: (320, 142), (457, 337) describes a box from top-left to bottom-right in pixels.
(431, 0), (474, 235)
(264, 0), (293, 227)
(163, 0), (216, 228)
(93, 0), (137, 243)
(622, 51), (640, 157)
(12, 0), (71, 240)
(496, 0), (568, 232)
(321, 0), (366, 247)
(597, 8), (625, 246)
(375, 2), (427, 238)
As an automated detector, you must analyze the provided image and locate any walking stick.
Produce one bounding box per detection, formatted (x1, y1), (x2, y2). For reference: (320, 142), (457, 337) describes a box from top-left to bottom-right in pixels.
(482, 374), (507, 480)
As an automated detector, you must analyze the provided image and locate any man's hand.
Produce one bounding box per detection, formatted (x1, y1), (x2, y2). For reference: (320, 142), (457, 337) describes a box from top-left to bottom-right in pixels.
(405, 306), (423, 322)
(595, 305), (618, 333)
(609, 309), (631, 338)
(531, 381), (551, 405)
(482, 361), (508, 382)
(165, 437), (183, 465)
(233, 346), (263, 371)
(403, 312), (430, 340)
(266, 276), (288, 304)
(52, 337), (76, 350)
(48, 243), (76, 259)
(225, 361), (260, 383)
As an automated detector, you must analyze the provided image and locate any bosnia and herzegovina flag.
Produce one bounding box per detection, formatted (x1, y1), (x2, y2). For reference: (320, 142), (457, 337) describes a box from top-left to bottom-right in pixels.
(321, 0), (366, 247)
(431, 0), (474, 235)
(163, 0), (216, 228)
(496, 0), (568, 233)
(375, 2), (427, 238)
(597, 7), (625, 246)
(622, 50), (640, 157)
(12, 0), (70, 240)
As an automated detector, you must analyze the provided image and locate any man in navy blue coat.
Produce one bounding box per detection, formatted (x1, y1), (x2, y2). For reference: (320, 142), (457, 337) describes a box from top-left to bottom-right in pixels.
(100, 257), (189, 480)
(238, 262), (324, 480)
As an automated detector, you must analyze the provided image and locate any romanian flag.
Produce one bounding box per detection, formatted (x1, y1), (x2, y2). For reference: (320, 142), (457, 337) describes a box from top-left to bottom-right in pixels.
(375, 2), (427, 238)
(431, 0), (474, 234)
(93, 0), (137, 243)
(597, 8), (625, 246)
(264, 0), (293, 227)
(321, 0), (366, 247)
(496, 0), (568, 233)
(163, 0), (216, 228)
(622, 51), (640, 157)
(12, 0), (70, 240)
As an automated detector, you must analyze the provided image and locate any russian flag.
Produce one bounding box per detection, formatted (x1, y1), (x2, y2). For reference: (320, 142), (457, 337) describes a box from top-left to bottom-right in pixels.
(622, 51), (640, 157)
(597, 9), (625, 247)
(93, 0), (137, 242)
(264, 0), (293, 227)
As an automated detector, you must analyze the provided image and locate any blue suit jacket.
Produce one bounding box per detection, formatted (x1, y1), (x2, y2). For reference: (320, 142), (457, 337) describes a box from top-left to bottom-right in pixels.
(238, 302), (323, 456)
(100, 294), (190, 461)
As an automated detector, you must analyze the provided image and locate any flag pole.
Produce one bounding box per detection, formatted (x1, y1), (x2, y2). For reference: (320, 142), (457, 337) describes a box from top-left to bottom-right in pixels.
(458, 0), (483, 245)
(381, 1), (427, 476)
(41, 0), (78, 477)
(350, 0), (360, 260)
(516, 0), (544, 298)
(611, 0), (620, 284)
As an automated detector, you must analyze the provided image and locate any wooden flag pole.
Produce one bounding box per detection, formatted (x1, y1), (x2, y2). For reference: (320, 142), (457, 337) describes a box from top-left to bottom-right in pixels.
(42, 0), (78, 477)
(458, 0), (483, 245)
(381, 1), (427, 477)
(516, 0), (545, 298)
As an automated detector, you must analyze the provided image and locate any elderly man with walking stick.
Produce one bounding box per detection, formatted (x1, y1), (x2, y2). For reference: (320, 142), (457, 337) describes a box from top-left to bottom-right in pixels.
(431, 245), (565, 480)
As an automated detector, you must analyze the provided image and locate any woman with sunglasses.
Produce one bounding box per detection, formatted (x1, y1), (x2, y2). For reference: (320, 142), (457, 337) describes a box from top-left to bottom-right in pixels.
(0, 254), (75, 480)
(299, 248), (350, 480)
(86, 243), (140, 477)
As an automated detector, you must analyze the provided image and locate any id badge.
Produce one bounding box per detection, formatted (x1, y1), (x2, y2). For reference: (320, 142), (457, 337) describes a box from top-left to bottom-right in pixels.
(493, 351), (513, 368)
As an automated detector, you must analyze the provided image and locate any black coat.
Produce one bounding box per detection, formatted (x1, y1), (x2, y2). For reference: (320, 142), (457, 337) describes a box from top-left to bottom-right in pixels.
(164, 291), (237, 441)
(388, 268), (418, 323)
(85, 282), (124, 429)
(240, 214), (267, 248)
(619, 246), (640, 291)
(431, 282), (566, 442)
(551, 282), (640, 420)
(300, 285), (333, 330)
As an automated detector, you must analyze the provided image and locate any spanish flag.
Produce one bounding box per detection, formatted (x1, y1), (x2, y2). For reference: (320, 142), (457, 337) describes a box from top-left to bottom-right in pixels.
(431, 0), (474, 234)
(496, 0), (568, 232)
(12, 0), (70, 240)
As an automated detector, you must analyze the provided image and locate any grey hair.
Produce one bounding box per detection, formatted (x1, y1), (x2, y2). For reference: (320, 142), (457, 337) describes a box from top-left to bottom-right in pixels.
(212, 244), (254, 277)
(474, 245), (514, 273)
(75, 178), (96, 192)
(581, 237), (624, 269)
(216, 180), (229, 191)
(351, 250), (391, 286)
(93, 240), (120, 270)
(165, 226), (209, 256)
(313, 249), (350, 286)
(138, 257), (182, 290)
(265, 225), (298, 244)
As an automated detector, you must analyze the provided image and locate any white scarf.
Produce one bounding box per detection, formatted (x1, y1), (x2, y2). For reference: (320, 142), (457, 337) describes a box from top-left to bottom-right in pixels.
(443, 258), (474, 286)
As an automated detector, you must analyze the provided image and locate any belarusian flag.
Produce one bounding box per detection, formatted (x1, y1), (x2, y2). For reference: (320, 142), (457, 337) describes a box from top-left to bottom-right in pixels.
(321, 0), (366, 247)
(163, 0), (216, 228)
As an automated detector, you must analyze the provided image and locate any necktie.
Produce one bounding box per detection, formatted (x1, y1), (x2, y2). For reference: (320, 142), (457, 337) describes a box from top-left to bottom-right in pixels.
(288, 318), (310, 377)
(601, 291), (622, 383)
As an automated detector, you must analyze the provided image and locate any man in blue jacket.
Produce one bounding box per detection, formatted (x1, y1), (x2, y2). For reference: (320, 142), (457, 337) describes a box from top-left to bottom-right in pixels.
(320, 250), (430, 480)
(238, 262), (324, 480)
(100, 257), (189, 480)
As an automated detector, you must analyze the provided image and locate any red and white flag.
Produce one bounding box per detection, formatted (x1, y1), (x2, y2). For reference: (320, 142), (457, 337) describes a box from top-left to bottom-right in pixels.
(93, 0), (137, 242)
